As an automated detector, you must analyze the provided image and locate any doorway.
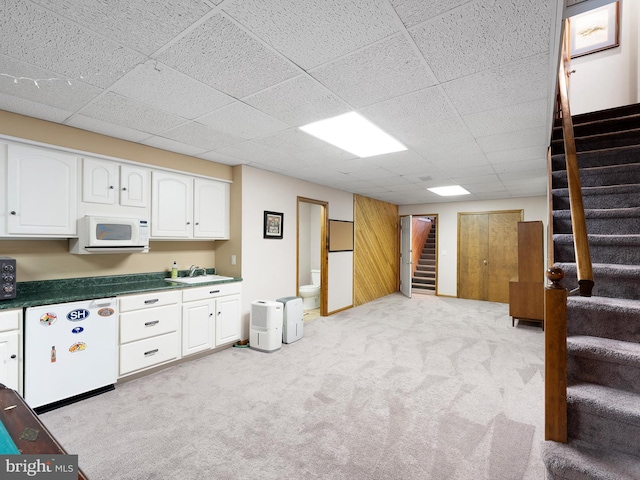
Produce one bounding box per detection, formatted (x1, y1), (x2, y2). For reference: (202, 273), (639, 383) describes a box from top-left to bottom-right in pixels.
(457, 210), (522, 303)
(297, 197), (328, 320)
(399, 214), (438, 298)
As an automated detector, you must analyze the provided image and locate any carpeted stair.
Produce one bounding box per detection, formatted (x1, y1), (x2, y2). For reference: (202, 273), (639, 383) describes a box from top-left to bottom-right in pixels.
(412, 218), (436, 293)
(543, 103), (640, 479)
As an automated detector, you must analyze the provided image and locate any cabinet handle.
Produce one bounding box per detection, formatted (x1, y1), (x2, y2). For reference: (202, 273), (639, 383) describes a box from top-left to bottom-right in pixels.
(109, 185), (114, 189)
(10, 354), (16, 359)
(210, 290), (220, 294)
(122, 187), (127, 191)
(186, 222), (191, 225)
(144, 349), (159, 356)
(144, 299), (159, 304)
(145, 320), (160, 326)
(10, 211), (16, 215)
(195, 222), (199, 226)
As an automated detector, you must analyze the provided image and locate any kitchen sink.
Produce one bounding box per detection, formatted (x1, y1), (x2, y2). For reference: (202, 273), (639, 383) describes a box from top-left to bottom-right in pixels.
(164, 274), (234, 284)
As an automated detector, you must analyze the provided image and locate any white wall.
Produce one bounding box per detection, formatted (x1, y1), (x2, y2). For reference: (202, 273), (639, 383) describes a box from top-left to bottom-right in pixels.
(399, 196), (547, 297)
(570, 0), (639, 114)
(240, 165), (354, 337)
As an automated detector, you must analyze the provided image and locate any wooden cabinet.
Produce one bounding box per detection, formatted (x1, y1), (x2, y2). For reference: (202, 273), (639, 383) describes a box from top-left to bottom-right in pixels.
(509, 221), (544, 328)
(118, 291), (181, 377)
(5, 144), (77, 237)
(0, 309), (22, 395)
(82, 157), (149, 209)
(151, 171), (229, 239)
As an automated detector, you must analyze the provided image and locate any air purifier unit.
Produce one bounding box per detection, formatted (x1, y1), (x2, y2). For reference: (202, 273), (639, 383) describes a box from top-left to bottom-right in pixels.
(277, 296), (304, 344)
(249, 300), (283, 353)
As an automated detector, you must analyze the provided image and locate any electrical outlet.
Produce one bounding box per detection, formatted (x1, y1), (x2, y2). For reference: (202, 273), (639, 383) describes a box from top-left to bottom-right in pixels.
(231, 255), (237, 265)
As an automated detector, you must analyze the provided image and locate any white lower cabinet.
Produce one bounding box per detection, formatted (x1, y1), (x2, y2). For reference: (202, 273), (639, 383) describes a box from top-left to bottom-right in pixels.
(0, 309), (22, 394)
(118, 291), (181, 377)
(182, 282), (241, 356)
(118, 282), (241, 376)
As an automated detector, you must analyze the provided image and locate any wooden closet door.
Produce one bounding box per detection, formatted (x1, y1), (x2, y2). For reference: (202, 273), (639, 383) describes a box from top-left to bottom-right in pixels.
(458, 210), (522, 303)
(487, 211), (521, 303)
(458, 213), (489, 301)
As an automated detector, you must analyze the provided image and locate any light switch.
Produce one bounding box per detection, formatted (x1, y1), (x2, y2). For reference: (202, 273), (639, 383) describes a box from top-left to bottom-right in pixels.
(231, 255), (237, 265)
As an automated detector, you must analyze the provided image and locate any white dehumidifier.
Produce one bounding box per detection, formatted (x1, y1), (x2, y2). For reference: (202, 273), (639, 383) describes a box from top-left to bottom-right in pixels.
(277, 296), (303, 344)
(249, 300), (283, 353)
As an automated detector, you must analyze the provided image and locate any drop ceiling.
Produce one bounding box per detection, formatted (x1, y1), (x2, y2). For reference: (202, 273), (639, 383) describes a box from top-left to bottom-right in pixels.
(0, 0), (564, 205)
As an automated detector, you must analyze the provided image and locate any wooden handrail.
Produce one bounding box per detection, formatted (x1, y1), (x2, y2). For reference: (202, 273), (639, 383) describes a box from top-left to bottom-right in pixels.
(558, 19), (594, 297)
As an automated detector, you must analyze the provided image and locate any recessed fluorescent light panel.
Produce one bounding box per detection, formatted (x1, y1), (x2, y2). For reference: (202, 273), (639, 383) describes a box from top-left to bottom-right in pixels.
(427, 185), (471, 196)
(299, 112), (407, 158)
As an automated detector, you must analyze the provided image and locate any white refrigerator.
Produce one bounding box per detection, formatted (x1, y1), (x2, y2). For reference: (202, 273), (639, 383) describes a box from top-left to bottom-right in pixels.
(24, 297), (118, 409)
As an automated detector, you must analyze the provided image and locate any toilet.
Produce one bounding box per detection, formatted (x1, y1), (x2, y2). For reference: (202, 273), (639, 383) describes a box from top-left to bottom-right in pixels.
(299, 269), (320, 311)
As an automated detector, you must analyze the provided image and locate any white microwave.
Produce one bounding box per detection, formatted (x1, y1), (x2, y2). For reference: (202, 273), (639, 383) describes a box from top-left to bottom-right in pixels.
(69, 216), (150, 254)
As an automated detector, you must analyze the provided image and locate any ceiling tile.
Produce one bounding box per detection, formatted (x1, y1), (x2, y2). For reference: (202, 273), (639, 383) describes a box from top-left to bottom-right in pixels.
(223, 0), (399, 69)
(111, 62), (233, 120)
(390, 0), (474, 28)
(213, 141), (294, 164)
(0, 1), (145, 88)
(443, 53), (550, 115)
(157, 13), (300, 98)
(360, 86), (458, 143)
(410, 0), (554, 82)
(310, 34), (437, 108)
(0, 54), (102, 112)
(244, 75), (351, 126)
(477, 126), (549, 153)
(29, 0), (215, 55)
(141, 136), (208, 157)
(491, 159), (547, 174)
(78, 92), (186, 134)
(0, 91), (72, 123)
(159, 122), (243, 151)
(64, 114), (152, 143)
(462, 99), (549, 137)
(197, 101), (290, 140)
(252, 127), (337, 156)
(197, 150), (248, 166)
(487, 145), (548, 164)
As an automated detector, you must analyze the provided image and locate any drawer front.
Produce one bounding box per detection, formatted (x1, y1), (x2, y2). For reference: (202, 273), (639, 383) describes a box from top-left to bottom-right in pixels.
(120, 304), (180, 344)
(0, 309), (20, 333)
(119, 332), (180, 376)
(119, 290), (181, 312)
(182, 281), (242, 302)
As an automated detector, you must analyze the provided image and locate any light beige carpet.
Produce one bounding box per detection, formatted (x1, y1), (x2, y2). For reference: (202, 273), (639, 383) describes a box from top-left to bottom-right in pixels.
(41, 293), (545, 479)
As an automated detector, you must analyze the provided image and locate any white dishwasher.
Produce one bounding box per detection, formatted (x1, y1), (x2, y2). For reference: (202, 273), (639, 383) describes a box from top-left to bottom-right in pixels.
(24, 297), (118, 411)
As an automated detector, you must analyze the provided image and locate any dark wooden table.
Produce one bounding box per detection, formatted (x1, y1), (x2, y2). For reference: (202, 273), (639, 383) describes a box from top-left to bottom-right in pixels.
(0, 384), (87, 479)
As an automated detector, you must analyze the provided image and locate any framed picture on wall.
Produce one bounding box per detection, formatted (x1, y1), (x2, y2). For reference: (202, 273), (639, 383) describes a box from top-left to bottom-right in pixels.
(263, 211), (283, 239)
(569, 2), (619, 58)
(328, 220), (354, 252)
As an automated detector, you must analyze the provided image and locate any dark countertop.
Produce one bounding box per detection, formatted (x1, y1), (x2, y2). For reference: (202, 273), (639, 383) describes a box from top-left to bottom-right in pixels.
(0, 270), (242, 310)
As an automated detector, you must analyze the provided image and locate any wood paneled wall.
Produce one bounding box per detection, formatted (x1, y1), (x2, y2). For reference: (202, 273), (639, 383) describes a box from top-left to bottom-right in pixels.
(354, 195), (398, 306)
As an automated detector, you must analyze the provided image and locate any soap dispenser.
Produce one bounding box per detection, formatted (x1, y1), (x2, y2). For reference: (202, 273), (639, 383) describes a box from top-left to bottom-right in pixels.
(171, 261), (178, 279)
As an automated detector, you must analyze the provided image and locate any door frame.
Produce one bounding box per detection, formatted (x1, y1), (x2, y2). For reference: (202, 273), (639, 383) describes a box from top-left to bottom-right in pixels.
(400, 215), (412, 298)
(297, 197), (328, 317)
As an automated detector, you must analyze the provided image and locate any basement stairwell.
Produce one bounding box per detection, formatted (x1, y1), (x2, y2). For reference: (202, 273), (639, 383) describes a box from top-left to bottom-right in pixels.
(542, 103), (640, 479)
(412, 217), (436, 293)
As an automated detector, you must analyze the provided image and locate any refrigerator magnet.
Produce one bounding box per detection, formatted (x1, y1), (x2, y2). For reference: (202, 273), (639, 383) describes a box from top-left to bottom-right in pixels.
(39, 312), (57, 326)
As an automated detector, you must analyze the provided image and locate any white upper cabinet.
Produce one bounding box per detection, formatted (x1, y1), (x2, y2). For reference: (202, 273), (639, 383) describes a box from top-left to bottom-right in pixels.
(152, 171), (229, 240)
(6, 144), (77, 237)
(194, 178), (229, 239)
(82, 157), (149, 209)
(151, 171), (193, 238)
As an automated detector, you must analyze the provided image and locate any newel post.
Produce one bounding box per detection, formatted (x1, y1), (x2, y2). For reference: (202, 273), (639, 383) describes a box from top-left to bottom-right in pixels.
(545, 265), (568, 442)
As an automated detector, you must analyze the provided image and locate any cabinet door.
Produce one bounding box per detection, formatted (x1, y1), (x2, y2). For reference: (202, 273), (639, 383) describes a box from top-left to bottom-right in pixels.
(82, 157), (117, 205)
(120, 164), (149, 208)
(151, 171), (193, 238)
(182, 300), (215, 356)
(7, 144), (77, 236)
(194, 178), (229, 239)
(215, 294), (240, 346)
(0, 330), (20, 392)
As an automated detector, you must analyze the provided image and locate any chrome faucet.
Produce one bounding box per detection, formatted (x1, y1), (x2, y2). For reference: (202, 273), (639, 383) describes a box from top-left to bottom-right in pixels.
(188, 265), (207, 277)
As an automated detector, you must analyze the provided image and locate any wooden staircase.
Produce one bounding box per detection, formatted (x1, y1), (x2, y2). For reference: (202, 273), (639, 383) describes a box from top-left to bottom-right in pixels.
(412, 218), (436, 293)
